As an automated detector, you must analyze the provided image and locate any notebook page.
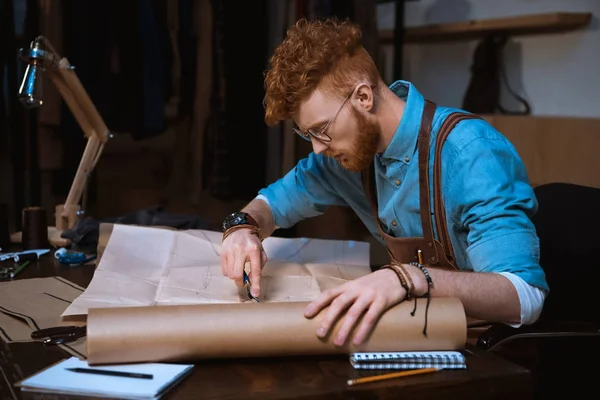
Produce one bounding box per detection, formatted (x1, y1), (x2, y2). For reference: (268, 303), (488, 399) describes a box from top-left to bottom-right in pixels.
(18, 357), (193, 399)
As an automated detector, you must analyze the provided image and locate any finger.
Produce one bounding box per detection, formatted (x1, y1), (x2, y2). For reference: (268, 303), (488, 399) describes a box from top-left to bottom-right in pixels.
(249, 249), (262, 297)
(220, 252), (228, 277)
(261, 249), (268, 264)
(232, 252), (246, 288)
(333, 295), (372, 346)
(225, 251), (235, 279)
(352, 299), (387, 346)
(219, 242), (229, 276)
(316, 291), (357, 340)
(303, 286), (344, 318)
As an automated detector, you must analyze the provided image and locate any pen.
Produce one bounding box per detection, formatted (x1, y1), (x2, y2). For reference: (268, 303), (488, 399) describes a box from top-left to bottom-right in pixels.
(347, 367), (439, 386)
(66, 367), (153, 380)
(243, 270), (260, 302)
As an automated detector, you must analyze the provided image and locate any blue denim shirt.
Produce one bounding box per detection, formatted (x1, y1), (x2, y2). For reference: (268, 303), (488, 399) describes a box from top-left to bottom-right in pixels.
(259, 80), (548, 292)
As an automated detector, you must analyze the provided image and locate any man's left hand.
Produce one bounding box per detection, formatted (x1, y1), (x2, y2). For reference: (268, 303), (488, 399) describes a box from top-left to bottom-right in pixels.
(303, 268), (406, 346)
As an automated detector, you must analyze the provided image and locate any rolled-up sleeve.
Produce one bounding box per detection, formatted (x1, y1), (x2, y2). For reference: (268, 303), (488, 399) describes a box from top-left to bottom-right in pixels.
(446, 134), (549, 292)
(258, 153), (348, 229)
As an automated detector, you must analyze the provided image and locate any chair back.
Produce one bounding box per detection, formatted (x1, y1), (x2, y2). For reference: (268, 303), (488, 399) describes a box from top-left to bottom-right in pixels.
(531, 183), (600, 398)
(532, 183), (600, 324)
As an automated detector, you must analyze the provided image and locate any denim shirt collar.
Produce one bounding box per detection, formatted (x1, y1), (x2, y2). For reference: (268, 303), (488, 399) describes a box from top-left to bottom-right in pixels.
(378, 80), (425, 166)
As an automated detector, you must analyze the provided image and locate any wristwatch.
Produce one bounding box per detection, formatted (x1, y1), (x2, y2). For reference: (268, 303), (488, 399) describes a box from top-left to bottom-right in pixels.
(222, 211), (259, 232)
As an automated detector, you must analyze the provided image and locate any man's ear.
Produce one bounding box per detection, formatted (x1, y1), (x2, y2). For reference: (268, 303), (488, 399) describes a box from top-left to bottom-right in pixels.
(353, 83), (374, 112)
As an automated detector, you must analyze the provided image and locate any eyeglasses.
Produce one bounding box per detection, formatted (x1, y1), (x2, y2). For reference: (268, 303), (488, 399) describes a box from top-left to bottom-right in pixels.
(293, 91), (352, 143)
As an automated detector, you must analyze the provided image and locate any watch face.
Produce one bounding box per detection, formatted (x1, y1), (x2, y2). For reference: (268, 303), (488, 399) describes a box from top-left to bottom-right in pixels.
(222, 212), (248, 231)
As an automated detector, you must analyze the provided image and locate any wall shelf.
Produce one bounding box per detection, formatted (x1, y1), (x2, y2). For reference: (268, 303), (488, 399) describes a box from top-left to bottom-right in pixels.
(380, 12), (593, 44)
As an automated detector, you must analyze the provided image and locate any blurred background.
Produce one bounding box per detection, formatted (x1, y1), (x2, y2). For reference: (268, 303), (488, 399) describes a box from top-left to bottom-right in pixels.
(0, 0), (598, 261)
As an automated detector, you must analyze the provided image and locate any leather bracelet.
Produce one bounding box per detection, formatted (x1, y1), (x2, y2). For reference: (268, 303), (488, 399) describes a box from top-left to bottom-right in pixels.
(381, 264), (411, 299)
(394, 263), (414, 299)
(222, 224), (263, 243)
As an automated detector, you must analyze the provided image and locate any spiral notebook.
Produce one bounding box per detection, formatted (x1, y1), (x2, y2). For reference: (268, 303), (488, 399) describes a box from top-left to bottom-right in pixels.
(350, 351), (467, 370)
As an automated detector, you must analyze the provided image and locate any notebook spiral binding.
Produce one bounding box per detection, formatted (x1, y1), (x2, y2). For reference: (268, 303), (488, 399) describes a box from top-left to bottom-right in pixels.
(349, 351), (467, 370)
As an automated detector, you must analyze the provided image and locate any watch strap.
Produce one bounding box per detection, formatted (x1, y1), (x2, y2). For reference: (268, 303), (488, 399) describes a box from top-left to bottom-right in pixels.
(244, 214), (259, 229)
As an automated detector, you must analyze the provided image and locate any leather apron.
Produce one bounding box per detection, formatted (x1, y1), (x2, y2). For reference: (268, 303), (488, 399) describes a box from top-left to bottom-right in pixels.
(361, 100), (480, 268)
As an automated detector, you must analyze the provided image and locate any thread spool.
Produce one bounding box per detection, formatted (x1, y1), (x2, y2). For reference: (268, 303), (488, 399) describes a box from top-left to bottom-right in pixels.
(21, 207), (49, 250)
(54, 247), (68, 259)
(0, 203), (9, 250)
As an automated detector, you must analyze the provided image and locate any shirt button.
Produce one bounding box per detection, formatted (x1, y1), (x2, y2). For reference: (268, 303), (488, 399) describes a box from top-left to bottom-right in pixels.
(395, 179), (401, 186)
(391, 220), (397, 226)
(405, 156), (410, 162)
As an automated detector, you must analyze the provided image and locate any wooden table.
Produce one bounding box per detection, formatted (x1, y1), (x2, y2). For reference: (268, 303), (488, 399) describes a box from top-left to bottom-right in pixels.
(0, 253), (534, 400)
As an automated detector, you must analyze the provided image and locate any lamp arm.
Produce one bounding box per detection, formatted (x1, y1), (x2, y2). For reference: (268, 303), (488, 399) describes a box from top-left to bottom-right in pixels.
(26, 37), (112, 230)
(36, 36), (60, 64)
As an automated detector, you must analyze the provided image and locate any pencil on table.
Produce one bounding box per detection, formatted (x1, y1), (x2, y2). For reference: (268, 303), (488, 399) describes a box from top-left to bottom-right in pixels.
(347, 367), (440, 386)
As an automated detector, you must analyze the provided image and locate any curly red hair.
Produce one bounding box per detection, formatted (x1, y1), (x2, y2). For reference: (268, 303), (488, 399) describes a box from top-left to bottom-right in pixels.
(263, 17), (380, 127)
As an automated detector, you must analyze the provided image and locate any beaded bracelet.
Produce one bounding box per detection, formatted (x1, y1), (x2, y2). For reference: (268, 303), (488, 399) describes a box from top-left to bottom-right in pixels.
(410, 261), (434, 336)
(410, 261), (433, 290)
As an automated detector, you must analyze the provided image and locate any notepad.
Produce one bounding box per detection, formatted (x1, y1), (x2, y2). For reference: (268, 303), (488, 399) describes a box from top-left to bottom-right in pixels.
(16, 357), (194, 399)
(350, 351), (467, 370)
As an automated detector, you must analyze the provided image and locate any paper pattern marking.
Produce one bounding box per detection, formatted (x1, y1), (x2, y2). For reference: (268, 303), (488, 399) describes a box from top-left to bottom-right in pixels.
(0, 277), (87, 358)
(62, 224), (371, 316)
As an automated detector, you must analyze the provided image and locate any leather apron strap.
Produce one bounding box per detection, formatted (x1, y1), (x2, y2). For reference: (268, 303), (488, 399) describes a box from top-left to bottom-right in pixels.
(360, 100), (481, 267)
(417, 101), (439, 257)
(432, 111), (481, 263)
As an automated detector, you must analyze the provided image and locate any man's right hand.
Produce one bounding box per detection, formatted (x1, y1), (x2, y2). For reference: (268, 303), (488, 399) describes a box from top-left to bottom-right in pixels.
(220, 228), (267, 297)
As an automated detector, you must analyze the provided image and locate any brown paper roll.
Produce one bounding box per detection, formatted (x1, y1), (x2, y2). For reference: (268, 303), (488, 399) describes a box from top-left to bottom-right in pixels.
(87, 297), (467, 365)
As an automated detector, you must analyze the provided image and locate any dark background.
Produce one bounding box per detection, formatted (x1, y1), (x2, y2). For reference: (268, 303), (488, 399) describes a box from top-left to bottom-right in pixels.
(0, 0), (407, 236)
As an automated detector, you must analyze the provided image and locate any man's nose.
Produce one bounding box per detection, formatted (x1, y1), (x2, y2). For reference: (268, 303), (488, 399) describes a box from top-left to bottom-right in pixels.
(311, 138), (328, 155)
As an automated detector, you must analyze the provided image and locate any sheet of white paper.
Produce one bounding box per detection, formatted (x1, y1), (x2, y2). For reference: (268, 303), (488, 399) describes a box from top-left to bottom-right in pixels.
(62, 224), (371, 316)
(18, 356), (193, 400)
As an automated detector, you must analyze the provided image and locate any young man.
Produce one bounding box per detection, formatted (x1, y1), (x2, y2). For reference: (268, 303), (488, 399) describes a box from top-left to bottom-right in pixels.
(219, 18), (548, 346)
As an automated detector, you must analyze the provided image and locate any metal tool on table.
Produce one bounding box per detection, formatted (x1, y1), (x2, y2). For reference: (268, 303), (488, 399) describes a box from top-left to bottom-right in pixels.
(31, 325), (86, 345)
(0, 249), (49, 280)
(0, 266), (15, 280)
(0, 249), (50, 262)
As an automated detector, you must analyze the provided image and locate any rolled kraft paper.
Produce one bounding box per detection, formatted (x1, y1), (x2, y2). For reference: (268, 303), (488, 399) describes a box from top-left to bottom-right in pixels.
(86, 297), (467, 365)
